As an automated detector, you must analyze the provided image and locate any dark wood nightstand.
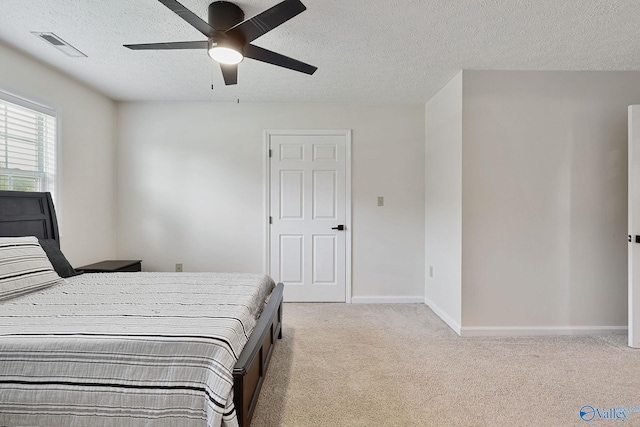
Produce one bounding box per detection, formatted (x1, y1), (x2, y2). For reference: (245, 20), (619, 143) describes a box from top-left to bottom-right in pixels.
(78, 260), (142, 273)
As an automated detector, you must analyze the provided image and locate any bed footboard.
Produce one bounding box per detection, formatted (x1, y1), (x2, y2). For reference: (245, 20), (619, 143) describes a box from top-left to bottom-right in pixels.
(233, 282), (283, 427)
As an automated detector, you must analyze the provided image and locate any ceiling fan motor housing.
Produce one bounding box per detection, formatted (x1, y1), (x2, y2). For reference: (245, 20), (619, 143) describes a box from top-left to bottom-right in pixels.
(208, 1), (245, 32)
(208, 33), (244, 56)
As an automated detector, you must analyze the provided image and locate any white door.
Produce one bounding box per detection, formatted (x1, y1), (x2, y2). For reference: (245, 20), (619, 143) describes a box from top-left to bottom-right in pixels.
(629, 106), (640, 348)
(266, 130), (351, 302)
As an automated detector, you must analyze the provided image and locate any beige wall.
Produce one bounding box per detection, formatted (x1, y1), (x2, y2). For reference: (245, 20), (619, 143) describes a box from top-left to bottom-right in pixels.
(461, 70), (639, 334)
(116, 102), (426, 300)
(0, 42), (116, 266)
(425, 72), (463, 331)
(425, 70), (640, 335)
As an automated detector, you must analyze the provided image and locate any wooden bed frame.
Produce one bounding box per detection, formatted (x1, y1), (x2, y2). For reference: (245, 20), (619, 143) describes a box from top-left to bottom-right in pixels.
(0, 190), (283, 427)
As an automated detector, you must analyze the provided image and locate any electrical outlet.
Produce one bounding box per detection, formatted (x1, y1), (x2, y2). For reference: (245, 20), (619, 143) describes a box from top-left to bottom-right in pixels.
(377, 196), (384, 207)
(175, 263), (183, 272)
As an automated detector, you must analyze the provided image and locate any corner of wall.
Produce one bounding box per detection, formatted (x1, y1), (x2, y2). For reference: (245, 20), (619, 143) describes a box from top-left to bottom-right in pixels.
(424, 71), (463, 333)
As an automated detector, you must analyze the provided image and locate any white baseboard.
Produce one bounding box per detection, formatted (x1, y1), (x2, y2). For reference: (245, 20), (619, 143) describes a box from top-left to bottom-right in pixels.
(460, 325), (628, 337)
(351, 296), (424, 304)
(424, 297), (462, 336)
(423, 297), (627, 337)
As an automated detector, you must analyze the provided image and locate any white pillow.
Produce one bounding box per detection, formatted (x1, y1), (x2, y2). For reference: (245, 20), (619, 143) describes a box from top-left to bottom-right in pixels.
(0, 236), (65, 301)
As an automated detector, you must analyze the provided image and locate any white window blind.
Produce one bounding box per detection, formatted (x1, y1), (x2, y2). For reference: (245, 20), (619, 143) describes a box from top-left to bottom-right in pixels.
(0, 92), (57, 200)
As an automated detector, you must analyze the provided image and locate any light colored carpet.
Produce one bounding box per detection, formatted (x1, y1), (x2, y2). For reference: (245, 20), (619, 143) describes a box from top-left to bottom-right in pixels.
(250, 303), (640, 427)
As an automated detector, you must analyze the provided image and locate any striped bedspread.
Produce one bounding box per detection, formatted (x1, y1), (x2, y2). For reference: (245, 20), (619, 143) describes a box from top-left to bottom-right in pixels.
(0, 272), (275, 427)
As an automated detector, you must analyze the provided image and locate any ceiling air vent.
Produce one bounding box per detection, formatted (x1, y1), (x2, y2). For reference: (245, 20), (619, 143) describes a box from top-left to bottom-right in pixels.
(32, 32), (86, 57)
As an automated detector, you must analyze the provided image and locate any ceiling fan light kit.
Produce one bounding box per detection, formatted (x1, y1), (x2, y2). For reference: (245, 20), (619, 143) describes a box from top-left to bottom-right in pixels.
(208, 39), (243, 65)
(124, 0), (317, 86)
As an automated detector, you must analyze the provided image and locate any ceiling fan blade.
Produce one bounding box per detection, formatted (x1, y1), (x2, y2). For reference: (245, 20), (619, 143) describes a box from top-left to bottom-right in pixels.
(226, 0), (306, 44)
(244, 44), (317, 75)
(158, 0), (215, 37)
(124, 41), (208, 50)
(220, 64), (238, 85)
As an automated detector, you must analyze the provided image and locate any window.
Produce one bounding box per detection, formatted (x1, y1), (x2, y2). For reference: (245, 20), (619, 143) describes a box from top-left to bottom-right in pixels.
(0, 91), (57, 200)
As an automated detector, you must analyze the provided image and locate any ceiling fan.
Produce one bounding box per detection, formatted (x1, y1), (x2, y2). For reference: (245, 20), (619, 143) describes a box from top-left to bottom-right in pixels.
(124, 0), (317, 85)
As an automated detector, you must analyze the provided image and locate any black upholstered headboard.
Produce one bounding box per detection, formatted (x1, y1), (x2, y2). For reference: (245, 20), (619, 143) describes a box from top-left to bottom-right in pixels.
(0, 191), (60, 245)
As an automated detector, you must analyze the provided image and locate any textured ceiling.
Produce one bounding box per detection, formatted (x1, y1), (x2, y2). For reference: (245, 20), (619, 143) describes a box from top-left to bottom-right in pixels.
(1, 0), (640, 103)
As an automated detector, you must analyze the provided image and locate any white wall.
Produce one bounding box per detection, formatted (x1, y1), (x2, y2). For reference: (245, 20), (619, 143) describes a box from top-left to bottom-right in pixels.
(0, 42), (116, 266)
(460, 70), (640, 334)
(116, 102), (425, 299)
(425, 72), (463, 331)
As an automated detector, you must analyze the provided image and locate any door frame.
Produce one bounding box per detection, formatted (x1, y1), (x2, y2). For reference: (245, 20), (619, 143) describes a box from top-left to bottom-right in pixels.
(629, 106), (640, 348)
(263, 129), (353, 303)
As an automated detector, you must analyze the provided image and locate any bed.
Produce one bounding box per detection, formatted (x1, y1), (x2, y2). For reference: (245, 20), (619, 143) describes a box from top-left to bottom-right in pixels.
(0, 190), (283, 427)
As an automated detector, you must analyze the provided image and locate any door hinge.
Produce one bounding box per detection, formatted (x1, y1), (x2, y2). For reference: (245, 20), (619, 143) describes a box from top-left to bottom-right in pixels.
(269, 216), (272, 224)
(268, 149), (272, 158)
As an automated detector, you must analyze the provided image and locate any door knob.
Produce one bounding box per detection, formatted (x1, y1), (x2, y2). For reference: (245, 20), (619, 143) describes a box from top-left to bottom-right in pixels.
(331, 225), (345, 231)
